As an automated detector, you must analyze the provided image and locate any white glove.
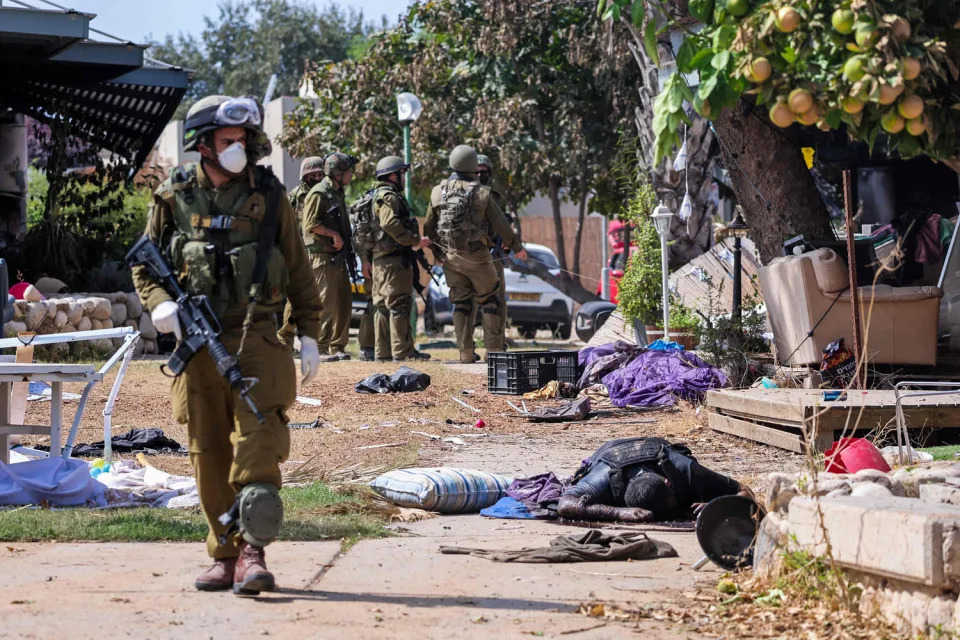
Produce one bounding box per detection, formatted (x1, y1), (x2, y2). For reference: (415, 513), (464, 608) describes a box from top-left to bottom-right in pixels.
(151, 300), (182, 342)
(299, 336), (320, 385)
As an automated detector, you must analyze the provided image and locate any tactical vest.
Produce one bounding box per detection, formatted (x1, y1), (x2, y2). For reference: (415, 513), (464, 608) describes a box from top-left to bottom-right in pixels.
(159, 163), (289, 317)
(302, 178), (349, 255)
(436, 179), (488, 251)
(576, 437), (694, 502)
(368, 184), (417, 256)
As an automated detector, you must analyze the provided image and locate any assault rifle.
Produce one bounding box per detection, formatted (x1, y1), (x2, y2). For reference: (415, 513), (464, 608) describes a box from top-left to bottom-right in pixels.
(409, 248), (441, 303)
(329, 203), (359, 285)
(125, 236), (265, 423)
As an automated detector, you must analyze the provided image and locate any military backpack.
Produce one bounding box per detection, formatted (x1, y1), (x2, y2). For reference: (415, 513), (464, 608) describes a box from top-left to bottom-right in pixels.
(436, 180), (485, 251)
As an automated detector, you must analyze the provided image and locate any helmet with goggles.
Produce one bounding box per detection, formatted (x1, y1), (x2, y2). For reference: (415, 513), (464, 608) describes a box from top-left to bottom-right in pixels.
(183, 95), (264, 152)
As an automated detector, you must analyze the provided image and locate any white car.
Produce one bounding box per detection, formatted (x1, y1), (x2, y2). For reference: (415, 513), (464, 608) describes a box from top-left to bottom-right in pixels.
(503, 243), (574, 339)
(423, 243), (574, 339)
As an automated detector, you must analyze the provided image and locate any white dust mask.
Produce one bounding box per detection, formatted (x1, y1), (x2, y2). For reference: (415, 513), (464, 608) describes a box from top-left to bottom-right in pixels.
(217, 142), (248, 174)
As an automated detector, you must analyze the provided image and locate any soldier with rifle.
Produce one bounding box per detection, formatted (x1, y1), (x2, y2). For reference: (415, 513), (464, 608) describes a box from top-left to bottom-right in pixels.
(130, 95), (322, 595)
(368, 155), (432, 362)
(302, 151), (357, 361)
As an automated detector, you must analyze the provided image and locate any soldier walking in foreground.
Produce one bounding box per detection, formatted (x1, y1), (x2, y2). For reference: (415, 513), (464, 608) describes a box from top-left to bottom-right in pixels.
(358, 156), (432, 362)
(132, 95), (321, 595)
(424, 145), (525, 363)
(302, 152), (357, 361)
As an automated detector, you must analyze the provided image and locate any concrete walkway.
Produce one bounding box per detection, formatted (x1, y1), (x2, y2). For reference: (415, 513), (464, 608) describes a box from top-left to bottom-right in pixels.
(0, 516), (716, 639)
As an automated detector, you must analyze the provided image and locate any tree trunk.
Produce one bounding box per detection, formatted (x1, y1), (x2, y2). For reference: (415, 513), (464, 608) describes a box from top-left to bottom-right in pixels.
(620, 16), (717, 267)
(548, 176), (570, 279)
(712, 103), (834, 262)
(572, 190), (588, 278)
(509, 259), (599, 304)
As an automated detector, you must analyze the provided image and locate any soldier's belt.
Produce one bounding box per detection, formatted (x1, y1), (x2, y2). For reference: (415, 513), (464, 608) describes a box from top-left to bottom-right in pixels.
(191, 213), (253, 234)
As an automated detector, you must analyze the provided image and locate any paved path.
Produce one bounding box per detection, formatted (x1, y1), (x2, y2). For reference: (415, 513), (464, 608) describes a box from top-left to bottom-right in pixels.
(1, 518), (715, 639)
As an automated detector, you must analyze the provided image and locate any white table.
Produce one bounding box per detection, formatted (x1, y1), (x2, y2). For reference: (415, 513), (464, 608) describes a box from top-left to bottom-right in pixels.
(0, 328), (140, 464)
(0, 364), (97, 464)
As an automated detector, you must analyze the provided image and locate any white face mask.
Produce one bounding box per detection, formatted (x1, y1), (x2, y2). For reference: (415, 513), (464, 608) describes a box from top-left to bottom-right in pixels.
(217, 141), (248, 174)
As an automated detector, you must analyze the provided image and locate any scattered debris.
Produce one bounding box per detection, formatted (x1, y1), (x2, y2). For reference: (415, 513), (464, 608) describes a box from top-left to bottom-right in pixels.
(356, 442), (407, 451)
(451, 395), (481, 413)
(296, 395), (324, 407)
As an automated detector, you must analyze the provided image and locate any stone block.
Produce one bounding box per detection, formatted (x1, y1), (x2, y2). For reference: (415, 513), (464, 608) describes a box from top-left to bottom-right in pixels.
(788, 495), (960, 587)
(138, 312), (157, 340)
(22, 284), (43, 302)
(90, 298), (111, 320)
(110, 303), (128, 326)
(3, 321), (27, 337)
(76, 316), (92, 332)
(125, 295), (142, 321)
(24, 301), (48, 330)
(920, 484), (960, 507)
(65, 302), (83, 326)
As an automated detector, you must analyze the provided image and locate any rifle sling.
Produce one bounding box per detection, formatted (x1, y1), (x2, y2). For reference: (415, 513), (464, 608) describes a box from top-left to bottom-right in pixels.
(249, 170), (282, 300)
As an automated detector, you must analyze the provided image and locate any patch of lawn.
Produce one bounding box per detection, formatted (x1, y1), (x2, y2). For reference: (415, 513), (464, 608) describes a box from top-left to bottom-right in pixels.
(0, 482), (390, 543)
(919, 445), (960, 461)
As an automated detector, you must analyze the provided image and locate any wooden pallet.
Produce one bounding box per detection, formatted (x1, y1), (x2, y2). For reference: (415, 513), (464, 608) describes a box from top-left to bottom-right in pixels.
(705, 387), (960, 452)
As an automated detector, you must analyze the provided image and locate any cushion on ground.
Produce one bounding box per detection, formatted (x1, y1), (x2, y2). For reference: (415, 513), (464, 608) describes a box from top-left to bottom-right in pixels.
(371, 467), (513, 514)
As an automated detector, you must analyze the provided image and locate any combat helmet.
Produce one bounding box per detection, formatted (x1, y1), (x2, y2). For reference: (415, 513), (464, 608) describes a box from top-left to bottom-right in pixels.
(323, 151), (358, 178)
(476, 154), (493, 170)
(449, 145), (478, 174)
(183, 95), (271, 162)
(299, 156), (325, 181)
(376, 155), (410, 179)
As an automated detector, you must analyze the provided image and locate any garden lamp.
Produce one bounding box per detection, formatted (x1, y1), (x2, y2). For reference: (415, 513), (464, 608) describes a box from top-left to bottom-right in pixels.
(650, 201), (674, 343)
(728, 210), (749, 325)
(396, 92), (422, 202)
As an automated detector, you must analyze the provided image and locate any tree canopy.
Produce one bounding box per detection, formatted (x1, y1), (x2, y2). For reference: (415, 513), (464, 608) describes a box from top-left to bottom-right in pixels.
(601, 0), (960, 170)
(147, 0), (380, 118)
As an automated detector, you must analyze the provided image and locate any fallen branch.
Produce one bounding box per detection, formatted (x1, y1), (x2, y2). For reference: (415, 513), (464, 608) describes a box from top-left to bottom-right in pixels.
(356, 442), (407, 450)
(559, 623), (608, 635)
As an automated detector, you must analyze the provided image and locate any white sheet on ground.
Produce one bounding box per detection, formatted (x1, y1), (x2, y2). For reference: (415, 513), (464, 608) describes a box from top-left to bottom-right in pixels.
(95, 460), (199, 509)
(0, 457), (95, 506)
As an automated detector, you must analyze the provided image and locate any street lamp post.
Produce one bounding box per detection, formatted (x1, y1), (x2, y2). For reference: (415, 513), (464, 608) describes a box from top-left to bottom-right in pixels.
(728, 210), (750, 325)
(396, 92), (422, 203)
(650, 202), (674, 342)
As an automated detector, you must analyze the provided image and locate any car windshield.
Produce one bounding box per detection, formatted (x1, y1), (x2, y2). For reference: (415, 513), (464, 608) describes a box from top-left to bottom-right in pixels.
(508, 248), (558, 271)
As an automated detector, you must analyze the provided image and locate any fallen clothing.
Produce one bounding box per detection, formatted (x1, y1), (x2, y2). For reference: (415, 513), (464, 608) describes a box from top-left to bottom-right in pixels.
(480, 496), (536, 519)
(355, 367), (431, 394)
(603, 350), (727, 407)
(526, 397), (591, 422)
(440, 529), (677, 563)
(505, 472), (569, 518)
(522, 380), (578, 400)
(36, 428), (187, 457)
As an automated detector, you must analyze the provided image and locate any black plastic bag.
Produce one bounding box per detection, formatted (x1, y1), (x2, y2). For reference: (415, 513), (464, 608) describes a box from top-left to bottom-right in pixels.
(355, 367), (431, 394)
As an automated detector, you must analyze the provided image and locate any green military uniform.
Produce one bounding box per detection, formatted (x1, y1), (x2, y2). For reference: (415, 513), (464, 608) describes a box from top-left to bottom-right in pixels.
(132, 161), (321, 560)
(278, 173), (323, 346)
(302, 176), (351, 355)
(372, 183), (421, 360)
(424, 176), (521, 361)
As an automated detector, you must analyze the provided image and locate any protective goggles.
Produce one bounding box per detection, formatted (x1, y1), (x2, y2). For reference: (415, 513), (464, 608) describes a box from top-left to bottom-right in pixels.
(215, 97), (262, 127)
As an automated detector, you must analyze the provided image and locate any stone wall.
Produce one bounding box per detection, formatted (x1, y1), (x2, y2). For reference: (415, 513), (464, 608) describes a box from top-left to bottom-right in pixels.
(3, 288), (158, 356)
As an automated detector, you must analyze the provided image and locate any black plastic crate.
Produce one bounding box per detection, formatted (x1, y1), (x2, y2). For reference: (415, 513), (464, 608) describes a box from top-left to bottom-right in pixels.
(487, 350), (581, 395)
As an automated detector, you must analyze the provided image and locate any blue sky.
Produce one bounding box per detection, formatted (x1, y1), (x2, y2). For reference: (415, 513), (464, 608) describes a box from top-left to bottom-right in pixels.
(59, 0), (404, 43)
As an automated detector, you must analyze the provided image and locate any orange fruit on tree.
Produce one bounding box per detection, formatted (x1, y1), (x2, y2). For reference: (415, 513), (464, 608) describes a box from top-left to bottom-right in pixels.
(881, 110), (905, 134)
(897, 94), (924, 120)
(855, 24), (878, 49)
(878, 84), (903, 105)
(842, 97), (864, 114)
(747, 57), (772, 83)
(796, 106), (819, 126)
(842, 57), (865, 82)
(788, 88), (814, 114)
(890, 16), (911, 42)
(776, 7), (801, 33)
(901, 57), (921, 81)
(769, 101), (795, 128)
(905, 118), (925, 136)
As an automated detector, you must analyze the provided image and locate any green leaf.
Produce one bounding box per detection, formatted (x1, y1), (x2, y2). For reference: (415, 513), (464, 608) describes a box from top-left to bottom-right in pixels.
(631, 1), (645, 27)
(597, 0), (607, 17)
(698, 73), (719, 100)
(689, 0), (714, 23)
(644, 20), (659, 66)
(612, 4), (621, 21)
(898, 134), (920, 158)
(712, 25), (736, 51)
(711, 50), (731, 71)
(675, 38), (701, 74)
(689, 47), (715, 70)
(780, 46), (797, 65)
(825, 109), (842, 129)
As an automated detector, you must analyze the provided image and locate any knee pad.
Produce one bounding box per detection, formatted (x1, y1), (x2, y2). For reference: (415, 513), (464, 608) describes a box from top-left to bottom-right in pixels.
(236, 482), (283, 547)
(481, 297), (500, 316)
(375, 305), (389, 318)
(453, 302), (473, 316)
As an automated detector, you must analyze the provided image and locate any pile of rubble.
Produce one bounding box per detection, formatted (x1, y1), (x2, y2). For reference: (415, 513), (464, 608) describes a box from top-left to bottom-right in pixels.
(758, 461), (960, 634)
(4, 284), (159, 355)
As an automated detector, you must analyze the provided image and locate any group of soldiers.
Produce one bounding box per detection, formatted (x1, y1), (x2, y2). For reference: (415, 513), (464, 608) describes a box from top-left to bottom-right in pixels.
(131, 93), (526, 596)
(284, 144), (525, 364)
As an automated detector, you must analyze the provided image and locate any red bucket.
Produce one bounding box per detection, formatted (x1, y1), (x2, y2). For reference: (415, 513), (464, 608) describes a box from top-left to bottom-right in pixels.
(823, 437), (891, 474)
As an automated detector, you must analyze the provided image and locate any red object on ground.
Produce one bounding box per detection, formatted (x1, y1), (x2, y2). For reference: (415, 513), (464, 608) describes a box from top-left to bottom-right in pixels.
(9, 282), (32, 300)
(474, 419), (486, 429)
(823, 437), (891, 474)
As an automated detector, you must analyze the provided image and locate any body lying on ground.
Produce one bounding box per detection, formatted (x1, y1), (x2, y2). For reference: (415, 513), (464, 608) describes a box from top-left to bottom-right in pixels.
(556, 437), (746, 523)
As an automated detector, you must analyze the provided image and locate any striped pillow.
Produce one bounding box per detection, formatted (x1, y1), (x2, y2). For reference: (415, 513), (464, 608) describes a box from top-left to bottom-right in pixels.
(371, 467), (513, 514)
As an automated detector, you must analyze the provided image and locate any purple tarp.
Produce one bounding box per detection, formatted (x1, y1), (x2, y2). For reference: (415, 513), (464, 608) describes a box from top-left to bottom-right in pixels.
(602, 350), (727, 407)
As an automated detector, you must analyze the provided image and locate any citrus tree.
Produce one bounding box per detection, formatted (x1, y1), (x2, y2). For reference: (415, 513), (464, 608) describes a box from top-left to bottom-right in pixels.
(645, 0), (960, 168)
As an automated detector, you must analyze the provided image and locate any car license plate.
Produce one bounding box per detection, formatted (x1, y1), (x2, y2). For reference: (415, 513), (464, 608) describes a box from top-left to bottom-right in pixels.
(508, 292), (540, 302)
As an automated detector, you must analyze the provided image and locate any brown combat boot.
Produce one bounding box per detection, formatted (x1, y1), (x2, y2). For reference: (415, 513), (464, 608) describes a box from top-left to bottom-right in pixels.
(233, 543), (275, 595)
(195, 557), (237, 591)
